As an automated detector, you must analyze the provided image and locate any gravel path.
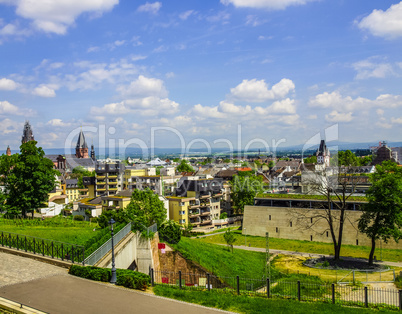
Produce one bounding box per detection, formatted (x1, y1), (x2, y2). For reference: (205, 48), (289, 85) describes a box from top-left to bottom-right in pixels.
(0, 252), (67, 287)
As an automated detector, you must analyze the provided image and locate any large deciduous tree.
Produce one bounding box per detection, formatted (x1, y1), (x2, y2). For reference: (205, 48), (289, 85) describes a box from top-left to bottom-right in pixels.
(358, 161), (402, 266)
(231, 174), (263, 214)
(0, 141), (58, 218)
(298, 166), (365, 261)
(125, 188), (167, 231)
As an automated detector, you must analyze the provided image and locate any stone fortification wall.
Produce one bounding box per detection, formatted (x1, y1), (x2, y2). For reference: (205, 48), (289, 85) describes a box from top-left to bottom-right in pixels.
(243, 205), (400, 250)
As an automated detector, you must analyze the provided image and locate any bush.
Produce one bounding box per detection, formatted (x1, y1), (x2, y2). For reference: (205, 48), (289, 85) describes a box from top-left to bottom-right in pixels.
(90, 217), (98, 223)
(159, 220), (181, 244)
(395, 276), (402, 289)
(73, 215), (84, 221)
(69, 265), (150, 290)
(116, 269), (150, 290)
(69, 265), (110, 282)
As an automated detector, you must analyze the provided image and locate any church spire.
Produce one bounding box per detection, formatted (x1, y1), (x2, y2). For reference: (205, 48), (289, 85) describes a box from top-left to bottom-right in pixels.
(22, 121), (35, 144)
(6, 146), (11, 156)
(75, 129), (88, 158)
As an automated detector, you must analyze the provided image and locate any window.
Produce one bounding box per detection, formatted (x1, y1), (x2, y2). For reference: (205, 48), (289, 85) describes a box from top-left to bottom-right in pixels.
(180, 219), (186, 224)
(269, 215), (271, 221)
(289, 222), (292, 227)
(276, 227), (278, 233)
(310, 235), (313, 241)
(180, 202), (185, 206)
(310, 218), (313, 223)
(326, 231), (329, 237)
(356, 239), (359, 246)
(179, 210), (185, 215)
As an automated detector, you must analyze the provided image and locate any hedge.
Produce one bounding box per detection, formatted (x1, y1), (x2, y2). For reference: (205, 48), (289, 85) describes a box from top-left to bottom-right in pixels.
(83, 223), (125, 257)
(69, 265), (150, 290)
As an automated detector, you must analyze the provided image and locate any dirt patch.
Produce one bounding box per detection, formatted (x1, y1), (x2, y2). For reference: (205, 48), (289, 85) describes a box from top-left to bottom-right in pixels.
(304, 257), (388, 271)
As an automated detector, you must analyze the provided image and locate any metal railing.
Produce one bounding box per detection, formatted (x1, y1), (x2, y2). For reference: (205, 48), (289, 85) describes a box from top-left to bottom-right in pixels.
(84, 222), (132, 266)
(0, 231), (85, 264)
(151, 269), (402, 310)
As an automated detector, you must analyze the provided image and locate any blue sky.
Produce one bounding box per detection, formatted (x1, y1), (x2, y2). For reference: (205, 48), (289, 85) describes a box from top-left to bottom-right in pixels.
(1, 0), (402, 153)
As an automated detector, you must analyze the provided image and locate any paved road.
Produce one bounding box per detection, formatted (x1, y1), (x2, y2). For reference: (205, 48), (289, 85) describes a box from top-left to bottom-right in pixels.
(0, 253), (232, 314)
(0, 252), (67, 287)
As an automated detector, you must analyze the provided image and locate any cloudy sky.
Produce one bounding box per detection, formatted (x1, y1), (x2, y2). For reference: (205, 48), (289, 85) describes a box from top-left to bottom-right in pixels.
(1, 0), (402, 152)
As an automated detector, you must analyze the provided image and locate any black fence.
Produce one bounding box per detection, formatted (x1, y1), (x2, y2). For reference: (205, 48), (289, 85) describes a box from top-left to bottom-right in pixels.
(151, 269), (402, 310)
(1, 231), (85, 264)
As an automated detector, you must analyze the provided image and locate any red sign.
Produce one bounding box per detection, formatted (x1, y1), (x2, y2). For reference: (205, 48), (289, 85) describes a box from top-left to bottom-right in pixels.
(158, 243), (166, 250)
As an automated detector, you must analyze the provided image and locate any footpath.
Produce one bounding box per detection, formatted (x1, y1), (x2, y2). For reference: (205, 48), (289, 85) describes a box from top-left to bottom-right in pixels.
(0, 252), (232, 314)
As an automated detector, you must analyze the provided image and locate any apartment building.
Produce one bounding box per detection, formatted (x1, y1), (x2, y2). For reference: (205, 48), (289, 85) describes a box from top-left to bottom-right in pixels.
(167, 178), (224, 228)
(95, 160), (125, 197)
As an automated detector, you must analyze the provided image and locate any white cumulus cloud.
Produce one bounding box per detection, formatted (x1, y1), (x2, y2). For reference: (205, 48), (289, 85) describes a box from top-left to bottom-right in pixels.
(357, 2), (402, 39)
(8, 0), (119, 35)
(325, 111), (353, 123)
(221, 0), (316, 10)
(352, 57), (394, 79)
(118, 75), (168, 98)
(0, 78), (18, 90)
(230, 78), (295, 102)
(33, 85), (56, 97)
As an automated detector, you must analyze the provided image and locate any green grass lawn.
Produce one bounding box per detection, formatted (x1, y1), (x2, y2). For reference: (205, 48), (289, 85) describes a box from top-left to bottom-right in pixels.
(153, 285), (397, 314)
(196, 231), (402, 263)
(172, 237), (267, 279)
(0, 216), (100, 246)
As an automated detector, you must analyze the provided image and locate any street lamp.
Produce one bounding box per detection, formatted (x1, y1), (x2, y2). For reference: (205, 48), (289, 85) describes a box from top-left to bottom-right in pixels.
(109, 218), (117, 284)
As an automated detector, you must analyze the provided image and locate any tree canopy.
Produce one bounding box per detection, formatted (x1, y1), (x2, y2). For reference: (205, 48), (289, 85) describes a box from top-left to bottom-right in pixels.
(0, 141), (58, 218)
(223, 228), (236, 253)
(125, 189), (167, 231)
(358, 161), (402, 265)
(176, 159), (194, 172)
(231, 174), (263, 214)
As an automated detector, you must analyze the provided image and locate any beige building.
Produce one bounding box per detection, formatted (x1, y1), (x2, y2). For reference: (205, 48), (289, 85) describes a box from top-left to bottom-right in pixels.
(243, 197), (400, 250)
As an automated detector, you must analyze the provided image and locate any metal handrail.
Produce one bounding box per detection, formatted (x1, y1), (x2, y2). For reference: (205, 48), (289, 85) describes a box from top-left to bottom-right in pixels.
(84, 222), (132, 266)
(0, 230), (85, 264)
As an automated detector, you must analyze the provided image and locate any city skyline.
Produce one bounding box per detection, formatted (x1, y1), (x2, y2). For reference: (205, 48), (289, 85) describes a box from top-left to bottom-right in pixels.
(1, 1), (402, 150)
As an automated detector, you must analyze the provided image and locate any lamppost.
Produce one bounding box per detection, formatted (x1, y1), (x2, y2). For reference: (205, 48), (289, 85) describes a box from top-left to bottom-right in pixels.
(109, 218), (117, 284)
(244, 227), (247, 247)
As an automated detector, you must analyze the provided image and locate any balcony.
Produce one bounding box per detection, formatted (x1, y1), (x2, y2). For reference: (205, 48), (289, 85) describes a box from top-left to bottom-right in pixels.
(108, 187), (118, 191)
(200, 210), (210, 217)
(97, 188), (106, 192)
(200, 194), (210, 199)
(200, 220), (212, 225)
(108, 181), (118, 185)
(189, 204), (200, 209)
(97, 176), (105, 180)
(189, 211), (200, 218)
(96, 181), (106, 185)
(108, 175), (118, 179)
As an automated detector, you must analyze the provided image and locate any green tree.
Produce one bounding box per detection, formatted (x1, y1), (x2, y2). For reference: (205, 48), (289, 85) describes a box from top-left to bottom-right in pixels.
(159, 219), (181, 243)
(182, 223), (193, 237)
(268, 160), (275, 168)
(125, 189), (167, 231)
(71, 166), (95, 188)
(176, 160), (194, 172)
(219, 212), (228, 219)
(358, 161), (402, 265)
(223, 228), (236, 253)
(304, 155), (317, 164)
(231, 175), (263, 214)
(1, 141), (58, 218)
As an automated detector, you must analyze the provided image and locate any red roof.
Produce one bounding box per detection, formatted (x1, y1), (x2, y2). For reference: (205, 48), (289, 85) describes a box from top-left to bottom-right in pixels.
(234, 167), (252, 171)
